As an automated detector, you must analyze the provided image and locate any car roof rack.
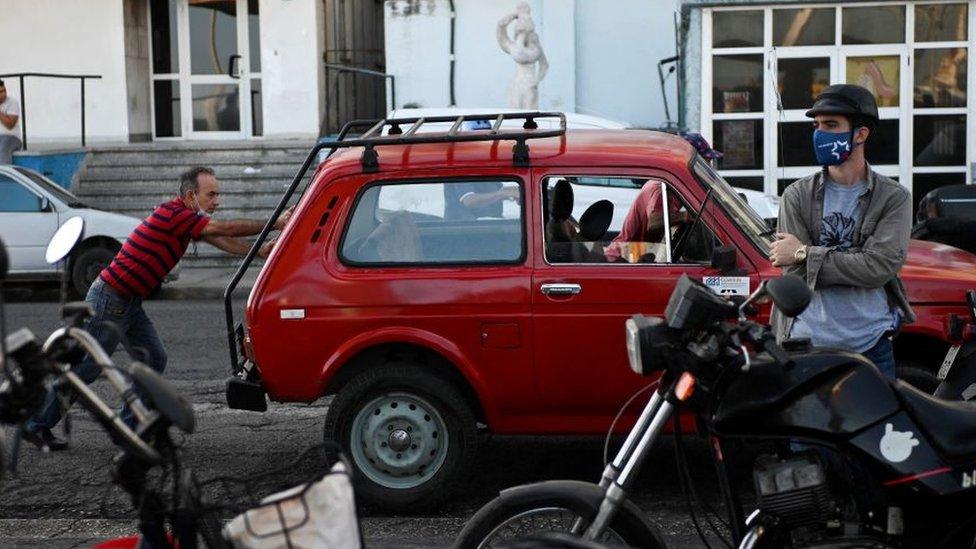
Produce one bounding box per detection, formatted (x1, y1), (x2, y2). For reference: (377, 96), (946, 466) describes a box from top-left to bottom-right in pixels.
(327, 111), (566, 172)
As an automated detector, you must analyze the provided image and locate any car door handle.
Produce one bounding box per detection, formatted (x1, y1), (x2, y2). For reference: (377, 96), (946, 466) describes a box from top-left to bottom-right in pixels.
(540, 283), (582, 296)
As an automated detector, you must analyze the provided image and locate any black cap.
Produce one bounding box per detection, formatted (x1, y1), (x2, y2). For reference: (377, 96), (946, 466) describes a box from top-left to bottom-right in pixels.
(805, 84), (879, 122)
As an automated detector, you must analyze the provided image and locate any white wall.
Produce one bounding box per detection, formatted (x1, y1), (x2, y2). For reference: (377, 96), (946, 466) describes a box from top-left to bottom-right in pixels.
(385, 0), (577, 113)
(575, 0), (680, 128)
(259, 0), (323, 138)
(385, 0), (451, 108)
(0, 0), (129, 145)
(384, 0), (680, 127)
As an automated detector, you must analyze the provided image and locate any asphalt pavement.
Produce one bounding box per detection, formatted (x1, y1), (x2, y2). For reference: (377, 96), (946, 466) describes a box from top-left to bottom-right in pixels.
(0, 274), (741, 548)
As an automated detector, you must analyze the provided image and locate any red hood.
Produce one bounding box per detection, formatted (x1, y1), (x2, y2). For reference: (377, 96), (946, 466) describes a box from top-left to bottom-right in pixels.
(902, 239), (976, 303)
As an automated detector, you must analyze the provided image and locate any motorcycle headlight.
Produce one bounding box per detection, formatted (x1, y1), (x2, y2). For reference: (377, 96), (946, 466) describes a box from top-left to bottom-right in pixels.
(625, 318), (642, 375)
(625, 315), (675, 376)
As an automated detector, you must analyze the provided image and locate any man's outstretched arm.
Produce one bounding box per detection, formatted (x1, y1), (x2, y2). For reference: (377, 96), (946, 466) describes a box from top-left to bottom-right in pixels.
(200, 206), (293, 238)
(202, 235), (277, 258)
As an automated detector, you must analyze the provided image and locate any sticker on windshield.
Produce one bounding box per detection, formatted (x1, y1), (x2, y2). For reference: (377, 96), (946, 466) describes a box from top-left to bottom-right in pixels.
(703, 276), (750, 296)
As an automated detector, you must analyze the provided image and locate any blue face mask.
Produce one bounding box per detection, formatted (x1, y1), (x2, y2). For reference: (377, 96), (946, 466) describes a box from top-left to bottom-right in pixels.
(813, 129), (856, 166)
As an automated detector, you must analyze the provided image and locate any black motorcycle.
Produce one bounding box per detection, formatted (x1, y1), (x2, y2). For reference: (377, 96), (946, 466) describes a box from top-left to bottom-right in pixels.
(456, 274), (976, 548)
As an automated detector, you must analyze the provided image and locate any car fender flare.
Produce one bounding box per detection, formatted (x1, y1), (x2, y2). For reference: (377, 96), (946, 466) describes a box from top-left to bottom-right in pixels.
(318, 326), (497, 421)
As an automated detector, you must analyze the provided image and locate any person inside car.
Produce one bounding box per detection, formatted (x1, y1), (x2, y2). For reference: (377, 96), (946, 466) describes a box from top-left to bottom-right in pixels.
(605, 181), (688, 262)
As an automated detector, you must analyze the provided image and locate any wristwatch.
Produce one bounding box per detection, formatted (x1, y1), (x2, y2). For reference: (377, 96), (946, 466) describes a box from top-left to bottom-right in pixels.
(793, 245), (808, 263)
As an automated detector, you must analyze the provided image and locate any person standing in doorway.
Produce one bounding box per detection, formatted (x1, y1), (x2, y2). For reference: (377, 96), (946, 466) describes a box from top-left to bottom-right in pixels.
(0, 80), (23, 164)
(23, 166), (293, 450)
(769, 84), (914, 379)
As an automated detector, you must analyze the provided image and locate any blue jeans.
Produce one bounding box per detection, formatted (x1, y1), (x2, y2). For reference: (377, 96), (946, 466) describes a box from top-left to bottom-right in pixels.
(862, 335), (896, 379)
(25, 278), (167, 433)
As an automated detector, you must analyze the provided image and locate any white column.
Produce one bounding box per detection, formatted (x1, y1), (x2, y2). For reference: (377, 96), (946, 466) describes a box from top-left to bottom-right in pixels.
(259, 0), (324, 138)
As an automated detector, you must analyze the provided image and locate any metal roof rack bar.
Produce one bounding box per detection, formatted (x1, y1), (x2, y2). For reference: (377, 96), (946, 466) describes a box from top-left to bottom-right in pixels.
(490, 113), (505, 134)
(447, 116), (465, 136)
(402, 117), (426, 138)
(311, 111), (565, 171)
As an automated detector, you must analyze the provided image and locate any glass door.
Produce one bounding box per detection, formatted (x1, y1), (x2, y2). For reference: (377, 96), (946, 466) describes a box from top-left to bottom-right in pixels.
(839, 46), (910, 185)
(150, 0), (261, 139)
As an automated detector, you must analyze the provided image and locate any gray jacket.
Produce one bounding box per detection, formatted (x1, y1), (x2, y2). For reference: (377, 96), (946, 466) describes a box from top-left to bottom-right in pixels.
(772, 166), (916, 342)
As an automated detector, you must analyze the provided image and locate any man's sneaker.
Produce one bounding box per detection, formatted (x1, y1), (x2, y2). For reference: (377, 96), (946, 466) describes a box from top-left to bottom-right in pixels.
(21, 428), (69, 452)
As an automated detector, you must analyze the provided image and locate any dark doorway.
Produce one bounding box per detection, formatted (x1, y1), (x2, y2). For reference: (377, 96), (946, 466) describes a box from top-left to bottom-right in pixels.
(322, 0), (388, 136)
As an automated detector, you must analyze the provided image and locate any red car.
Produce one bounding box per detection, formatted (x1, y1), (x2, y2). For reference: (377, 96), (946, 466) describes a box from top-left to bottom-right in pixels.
(226, 114), (976, 512)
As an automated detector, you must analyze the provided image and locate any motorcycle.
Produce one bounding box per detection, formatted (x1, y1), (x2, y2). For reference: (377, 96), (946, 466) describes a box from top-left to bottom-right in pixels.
(0, 222), (362, 549)
(456, 274), (976, 548)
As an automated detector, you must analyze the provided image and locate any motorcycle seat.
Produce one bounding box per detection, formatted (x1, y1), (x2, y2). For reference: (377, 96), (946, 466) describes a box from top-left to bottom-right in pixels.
(894, 380), (976, 458)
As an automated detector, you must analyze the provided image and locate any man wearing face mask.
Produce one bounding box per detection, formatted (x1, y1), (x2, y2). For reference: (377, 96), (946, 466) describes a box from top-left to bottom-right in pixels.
(769, 84), (913, 379)
(22, 166), (293, 451)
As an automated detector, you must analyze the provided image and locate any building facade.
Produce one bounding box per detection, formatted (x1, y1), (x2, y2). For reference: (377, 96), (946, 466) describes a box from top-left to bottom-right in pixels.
(384, 0), (682, 129)
(0, 0), (382, 145)
(681, 0), (974, 206)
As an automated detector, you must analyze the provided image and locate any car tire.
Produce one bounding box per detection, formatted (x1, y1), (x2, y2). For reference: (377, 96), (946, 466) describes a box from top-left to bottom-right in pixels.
(70, 246), (116, 298)
(897, 362), (939, 394)
(323, 362), (478, 513)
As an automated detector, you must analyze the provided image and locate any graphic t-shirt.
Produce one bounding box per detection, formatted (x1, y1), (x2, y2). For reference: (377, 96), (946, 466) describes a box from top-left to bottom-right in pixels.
(790, 180), (897, 352)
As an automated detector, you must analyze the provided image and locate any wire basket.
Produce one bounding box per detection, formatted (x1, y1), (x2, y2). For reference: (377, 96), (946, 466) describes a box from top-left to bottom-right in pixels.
(187, 442), (363, 549)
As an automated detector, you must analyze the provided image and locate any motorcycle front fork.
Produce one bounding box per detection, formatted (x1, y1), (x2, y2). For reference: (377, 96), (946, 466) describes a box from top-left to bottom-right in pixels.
(575, 385), (676, 540)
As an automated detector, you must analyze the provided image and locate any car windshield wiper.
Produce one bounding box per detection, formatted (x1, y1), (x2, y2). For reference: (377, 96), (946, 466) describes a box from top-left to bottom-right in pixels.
(67, 201), (89, 208)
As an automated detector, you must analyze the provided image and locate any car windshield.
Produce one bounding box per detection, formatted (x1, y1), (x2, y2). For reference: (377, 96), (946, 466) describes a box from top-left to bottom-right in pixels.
(691, 156), (773, 254)
(14, 167), (89, 208)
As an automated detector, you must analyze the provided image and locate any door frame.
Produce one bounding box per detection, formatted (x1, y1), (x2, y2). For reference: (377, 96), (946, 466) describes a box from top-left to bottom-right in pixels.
(149, 0), (261, 140)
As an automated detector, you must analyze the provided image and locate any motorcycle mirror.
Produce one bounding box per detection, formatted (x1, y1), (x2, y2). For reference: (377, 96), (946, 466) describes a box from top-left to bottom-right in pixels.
(45, 217), (85, 265)
(766, 275), (812, 318)
(128, 362), (196, 434)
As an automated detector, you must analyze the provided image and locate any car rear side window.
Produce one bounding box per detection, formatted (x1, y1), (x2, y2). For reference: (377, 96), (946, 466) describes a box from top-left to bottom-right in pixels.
(341, 179), (524, 265)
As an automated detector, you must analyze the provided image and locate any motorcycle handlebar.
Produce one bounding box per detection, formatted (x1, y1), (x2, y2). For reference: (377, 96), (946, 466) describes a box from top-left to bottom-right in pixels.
(39, 327), (163, 463)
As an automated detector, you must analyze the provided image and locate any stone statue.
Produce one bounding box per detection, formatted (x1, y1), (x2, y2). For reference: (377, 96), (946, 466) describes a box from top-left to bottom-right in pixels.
(497, 2), (548, 109)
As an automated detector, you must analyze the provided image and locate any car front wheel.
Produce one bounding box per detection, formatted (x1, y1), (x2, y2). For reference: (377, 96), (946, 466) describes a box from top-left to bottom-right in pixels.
(71, 246), (116, 297)
(323, 362), (478, 513)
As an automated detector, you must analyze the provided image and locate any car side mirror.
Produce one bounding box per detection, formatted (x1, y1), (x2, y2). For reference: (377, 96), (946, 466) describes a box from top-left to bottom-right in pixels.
(710, 245), (738, 274)
(40, 197), (52, 212)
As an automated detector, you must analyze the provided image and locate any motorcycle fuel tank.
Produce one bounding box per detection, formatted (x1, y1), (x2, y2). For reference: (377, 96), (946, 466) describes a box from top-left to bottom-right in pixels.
(712, 349), (901, 439)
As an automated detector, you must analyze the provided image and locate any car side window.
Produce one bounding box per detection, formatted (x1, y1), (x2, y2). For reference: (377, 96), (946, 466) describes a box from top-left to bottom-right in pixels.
(0, 175), (43, 212)
(542, 176), (720, 265)
(341, 179), (523, 265)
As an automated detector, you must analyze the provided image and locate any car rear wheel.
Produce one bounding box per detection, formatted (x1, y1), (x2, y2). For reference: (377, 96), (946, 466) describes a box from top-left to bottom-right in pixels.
(323, 362), (477, 513)
(71, 246), (116, 297)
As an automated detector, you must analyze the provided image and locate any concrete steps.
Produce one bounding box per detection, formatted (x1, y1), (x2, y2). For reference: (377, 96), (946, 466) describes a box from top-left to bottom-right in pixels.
(73, 141), (314, 269)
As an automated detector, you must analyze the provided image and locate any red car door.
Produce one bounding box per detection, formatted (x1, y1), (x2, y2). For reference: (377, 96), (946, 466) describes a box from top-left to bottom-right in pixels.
(529, 167), (756, 431)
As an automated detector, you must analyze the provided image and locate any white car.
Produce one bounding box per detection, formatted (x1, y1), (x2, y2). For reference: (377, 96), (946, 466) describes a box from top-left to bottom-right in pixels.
(0, 165), (171, 296)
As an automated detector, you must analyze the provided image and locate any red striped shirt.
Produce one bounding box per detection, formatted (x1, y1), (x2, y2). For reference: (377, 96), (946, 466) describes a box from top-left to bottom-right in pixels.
(101, 198), (209, 297)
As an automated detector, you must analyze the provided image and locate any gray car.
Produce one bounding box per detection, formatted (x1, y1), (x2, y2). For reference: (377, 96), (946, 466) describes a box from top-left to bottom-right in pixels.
(0, 165), (177, 296)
